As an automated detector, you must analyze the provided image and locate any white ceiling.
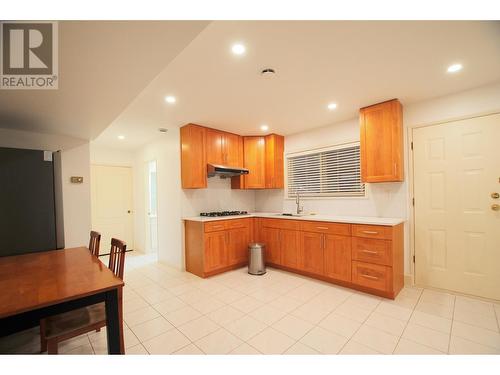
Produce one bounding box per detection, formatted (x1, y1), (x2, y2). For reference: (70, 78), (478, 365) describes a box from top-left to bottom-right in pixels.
(3, 21), (499, 151)
(0, 21), (209, 141)
(94, 21), (500, 150)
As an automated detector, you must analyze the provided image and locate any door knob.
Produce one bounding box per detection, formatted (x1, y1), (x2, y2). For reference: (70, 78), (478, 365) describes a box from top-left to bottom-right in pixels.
(492, 204), (500, 211)
(491, 192), (500, 199)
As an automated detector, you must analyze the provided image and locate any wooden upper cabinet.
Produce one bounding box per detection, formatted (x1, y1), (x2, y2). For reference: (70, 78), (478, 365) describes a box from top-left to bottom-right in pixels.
(206, 129), (243, 167)
(242, 136), (266, 189)
(205, 129), (225, 166)
(181, 123), (282, 189)
(360, 99), (403, 183)
(181, 124), (207, 189)
(265, 134), (285, 189)
(224, 132), (243, 167)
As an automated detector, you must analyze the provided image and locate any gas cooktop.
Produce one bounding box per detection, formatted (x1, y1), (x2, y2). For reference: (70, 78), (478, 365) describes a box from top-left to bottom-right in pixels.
(199, 211), (249, 217)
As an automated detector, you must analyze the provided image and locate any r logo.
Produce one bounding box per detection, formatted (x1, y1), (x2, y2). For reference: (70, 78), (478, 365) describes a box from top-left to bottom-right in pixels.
(2, 23), (53, 75)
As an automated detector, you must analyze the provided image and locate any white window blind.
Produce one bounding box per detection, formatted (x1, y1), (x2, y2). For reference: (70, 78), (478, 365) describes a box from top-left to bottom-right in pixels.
(286, 143), (365, 198)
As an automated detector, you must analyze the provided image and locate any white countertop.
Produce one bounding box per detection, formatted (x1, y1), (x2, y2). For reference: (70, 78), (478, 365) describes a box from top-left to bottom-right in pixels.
(183, 212), (405, 226)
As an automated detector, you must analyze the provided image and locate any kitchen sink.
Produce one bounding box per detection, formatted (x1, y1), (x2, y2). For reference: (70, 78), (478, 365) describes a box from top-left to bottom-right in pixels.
(275, 213), (311, 217)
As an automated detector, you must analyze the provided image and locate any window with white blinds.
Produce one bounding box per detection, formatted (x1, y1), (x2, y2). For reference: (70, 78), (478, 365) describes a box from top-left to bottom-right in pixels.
(286, 143), (365, 198)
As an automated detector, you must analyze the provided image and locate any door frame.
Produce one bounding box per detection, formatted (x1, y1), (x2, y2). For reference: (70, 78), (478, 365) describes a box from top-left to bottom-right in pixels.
(144, 159), (159, 254)
(90, 163), (134, 251)
(407, 110), (500, 289)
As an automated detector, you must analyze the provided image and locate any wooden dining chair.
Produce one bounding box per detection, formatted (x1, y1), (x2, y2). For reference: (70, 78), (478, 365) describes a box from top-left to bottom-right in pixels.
(40, 238), (127, 354)
(89, 231), (101, 257)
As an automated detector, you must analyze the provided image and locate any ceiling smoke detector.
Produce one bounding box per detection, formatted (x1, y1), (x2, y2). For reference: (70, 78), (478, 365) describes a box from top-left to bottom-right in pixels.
(261, 68), (276, 78)
(158, 128), (168, 133)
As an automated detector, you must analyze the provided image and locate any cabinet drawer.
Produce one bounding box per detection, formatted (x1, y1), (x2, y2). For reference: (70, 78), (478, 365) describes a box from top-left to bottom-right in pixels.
(352, 237), (392, 266)
(352, 224), (392, 240)
(352, 261), (392, 292)
(204, 221), (227, 232)
(261, 218), (299, 230)
(299, 221), (350, 236)
(226, 218), (250, 229)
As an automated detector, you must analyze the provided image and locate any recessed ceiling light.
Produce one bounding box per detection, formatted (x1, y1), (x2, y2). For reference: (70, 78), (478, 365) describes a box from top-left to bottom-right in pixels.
(447, 63), (463, 73)
(260, 124), (269, 131)
(158, 128), (168, 133)
(165, 95), (176, 104)
(117, 135), (125, 140)
(327, 103), (338, 110)
(231, 43), (246, 55)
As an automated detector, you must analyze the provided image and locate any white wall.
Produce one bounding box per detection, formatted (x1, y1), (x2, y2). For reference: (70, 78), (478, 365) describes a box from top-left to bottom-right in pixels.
(256, 81), (500, 276)
(90, 144), (134, 167)
(182, 178), (256, 217)
(60, 143), (92, 248)
(90, 135), (255, 269)
(132, 129), (255, 269)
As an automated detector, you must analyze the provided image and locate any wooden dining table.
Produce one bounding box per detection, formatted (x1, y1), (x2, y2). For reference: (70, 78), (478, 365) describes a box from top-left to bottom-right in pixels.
(0, 247), (125, 354)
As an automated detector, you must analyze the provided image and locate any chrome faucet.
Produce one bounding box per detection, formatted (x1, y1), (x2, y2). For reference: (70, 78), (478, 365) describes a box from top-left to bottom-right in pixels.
(295, 190), (304, 215)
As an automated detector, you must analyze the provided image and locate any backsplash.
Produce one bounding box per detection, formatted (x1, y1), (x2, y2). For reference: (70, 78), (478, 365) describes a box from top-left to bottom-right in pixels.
(181, 177), (256, 217)
(255, 182), (407, 219)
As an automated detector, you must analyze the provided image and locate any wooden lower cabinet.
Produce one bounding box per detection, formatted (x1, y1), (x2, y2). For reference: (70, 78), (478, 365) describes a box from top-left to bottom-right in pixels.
(227, 226), (250, 265)
(204, 231), (228, 273)
(185, 218), (404, 299)
(323, 234), (351, 282)
(299, 231), (324, 275)
(280, 229), (300, 269)
(185, 218), (252, 277)
(260, 226), (281, 265)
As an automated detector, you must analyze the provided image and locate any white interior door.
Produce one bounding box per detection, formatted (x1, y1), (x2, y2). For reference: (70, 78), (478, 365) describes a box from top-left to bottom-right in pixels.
(413, 113), (500, 300)
(91, 165), (134, 253)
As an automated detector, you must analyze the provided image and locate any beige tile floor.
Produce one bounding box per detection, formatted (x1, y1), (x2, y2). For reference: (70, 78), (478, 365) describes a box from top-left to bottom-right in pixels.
(1, 251), (500, 355)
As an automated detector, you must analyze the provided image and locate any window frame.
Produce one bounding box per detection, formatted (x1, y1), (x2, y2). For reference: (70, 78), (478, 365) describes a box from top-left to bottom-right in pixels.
(284, 141), (368, 200)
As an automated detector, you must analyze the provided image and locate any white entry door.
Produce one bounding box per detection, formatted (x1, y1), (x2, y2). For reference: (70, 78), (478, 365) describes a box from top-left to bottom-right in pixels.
(91, 165), (134, 253)
(413, 113), (500, 300)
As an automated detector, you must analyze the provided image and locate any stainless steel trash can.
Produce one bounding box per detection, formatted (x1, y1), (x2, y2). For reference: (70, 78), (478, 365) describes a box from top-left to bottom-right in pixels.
(248, 243), (266, 275)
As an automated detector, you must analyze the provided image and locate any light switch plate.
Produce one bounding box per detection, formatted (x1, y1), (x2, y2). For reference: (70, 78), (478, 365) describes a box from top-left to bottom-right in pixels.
(70, 176), (83, 183)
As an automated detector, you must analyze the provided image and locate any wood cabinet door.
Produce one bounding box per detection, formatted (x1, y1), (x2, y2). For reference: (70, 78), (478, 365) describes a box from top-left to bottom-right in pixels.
(181, 124), (207, 189)
(224, 132), (243, 167)
(360, 99), (403, 182)
(299, 231), (324, 275)
(265, 134), (284, 189)
(204, 231), (228, 272)
(227, 226), (250, 266)
(323, 234), (351, 282)
(243, 136), (266, 189)
(280, 229), (300, 269)
(261, 226), (281, 265)
(206, 128), (224, 166)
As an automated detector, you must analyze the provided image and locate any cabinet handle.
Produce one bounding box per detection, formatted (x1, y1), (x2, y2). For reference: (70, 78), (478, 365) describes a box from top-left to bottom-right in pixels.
(361, 274), (379, 280)
(316, 226), (329, 230)
(361, 249), (378, 255)
(361, 230), (378, 234)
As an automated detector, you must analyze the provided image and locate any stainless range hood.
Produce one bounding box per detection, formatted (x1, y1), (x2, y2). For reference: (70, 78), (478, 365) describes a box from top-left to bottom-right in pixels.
(207, 164), (249, 178)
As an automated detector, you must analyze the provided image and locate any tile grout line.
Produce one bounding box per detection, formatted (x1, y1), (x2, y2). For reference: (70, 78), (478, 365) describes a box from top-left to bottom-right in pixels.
(335, 297), (383, 354)
(390, 287), (424, 354)
(447, 293), (456, 354)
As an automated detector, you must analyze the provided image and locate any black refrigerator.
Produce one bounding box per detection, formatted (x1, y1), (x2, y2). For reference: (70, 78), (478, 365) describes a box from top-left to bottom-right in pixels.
(0, 147), (65, 257)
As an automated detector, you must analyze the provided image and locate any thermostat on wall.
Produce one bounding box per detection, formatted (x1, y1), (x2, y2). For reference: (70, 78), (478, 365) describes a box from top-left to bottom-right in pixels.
(70, 176), (83, 184)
